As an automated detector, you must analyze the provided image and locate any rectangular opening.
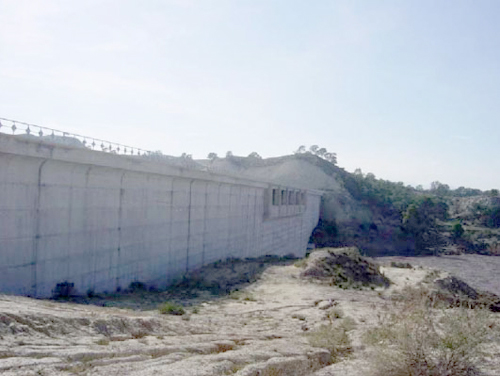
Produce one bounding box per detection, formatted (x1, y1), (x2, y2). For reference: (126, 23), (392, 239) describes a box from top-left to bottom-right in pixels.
(281, 190), (287, 205)
(272, 189), (279, 206)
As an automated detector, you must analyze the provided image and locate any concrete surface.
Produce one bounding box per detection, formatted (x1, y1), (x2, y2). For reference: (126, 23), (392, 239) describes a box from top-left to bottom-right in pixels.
(0, 134), (321, 297)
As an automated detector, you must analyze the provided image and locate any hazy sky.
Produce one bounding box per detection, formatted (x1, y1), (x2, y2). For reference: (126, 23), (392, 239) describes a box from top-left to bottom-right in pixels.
(1, 0), (499, 190)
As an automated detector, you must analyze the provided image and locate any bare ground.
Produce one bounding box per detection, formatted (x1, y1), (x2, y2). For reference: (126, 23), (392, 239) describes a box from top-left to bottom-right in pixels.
(0, 257), (499, 376)
(378, 254), (500, 296)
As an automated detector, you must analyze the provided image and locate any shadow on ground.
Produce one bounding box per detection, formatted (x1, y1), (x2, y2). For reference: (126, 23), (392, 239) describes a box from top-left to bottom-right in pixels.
(51, 255), (298, 310)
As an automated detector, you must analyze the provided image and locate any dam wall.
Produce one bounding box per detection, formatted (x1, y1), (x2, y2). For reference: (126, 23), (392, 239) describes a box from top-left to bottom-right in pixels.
(0, 134), (321, 297)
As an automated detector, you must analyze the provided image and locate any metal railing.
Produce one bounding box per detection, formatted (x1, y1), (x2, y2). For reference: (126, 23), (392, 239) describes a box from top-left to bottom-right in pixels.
(0, 117), (151, 156)
(0, 117), (241, 176)
(0, 117), (270, 180)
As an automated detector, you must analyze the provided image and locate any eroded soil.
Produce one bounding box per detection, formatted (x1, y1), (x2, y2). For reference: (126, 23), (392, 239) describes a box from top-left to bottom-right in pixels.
(0, 256), (499, 376)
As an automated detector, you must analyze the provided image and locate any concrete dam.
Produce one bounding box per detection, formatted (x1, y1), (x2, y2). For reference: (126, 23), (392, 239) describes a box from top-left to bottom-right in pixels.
(0, 128), (321, 298)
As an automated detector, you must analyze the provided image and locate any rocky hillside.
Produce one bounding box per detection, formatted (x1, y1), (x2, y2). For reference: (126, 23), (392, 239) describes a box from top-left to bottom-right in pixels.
(198, 154), (407, 256)
(199, 153), (500, 257)
(446, 195), (500, 255)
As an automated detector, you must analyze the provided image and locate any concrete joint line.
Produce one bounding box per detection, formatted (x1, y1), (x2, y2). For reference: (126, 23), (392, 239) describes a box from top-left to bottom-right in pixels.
(186, 179), (195, 273)
(32, 159), (49, 296)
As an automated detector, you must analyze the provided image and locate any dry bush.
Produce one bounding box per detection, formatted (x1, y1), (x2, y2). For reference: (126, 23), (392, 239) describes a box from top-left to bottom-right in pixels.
(390, 261), (413, 269)
(393, 279), (500, 312)
(158, 301), (185, 315)
(391, 285), (448, 308)
(364, 287), (498, 376)
(294, 258), (308, 268)
(95, 338), (109, 346)
(93, 320), (110, 337)
(306, 324), (352, 363)
(339, 316), (357, 332)
(228, 291), (256, 301)
(325, 307), (344, 322)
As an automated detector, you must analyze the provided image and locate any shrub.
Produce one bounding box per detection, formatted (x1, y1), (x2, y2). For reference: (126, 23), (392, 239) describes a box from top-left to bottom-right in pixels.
(364, 287), (496, 376)
(452, 222), (465, 239)
(93, 320), (110, 336)
(294, 259), (308, 268)
(306, 324), (352, 363)
(53, 281), (75, 298)
(390, 261), (413, 269)
(486, 207), (500, 228)
(228, 290), (256, 301)
(339, 316), (357, 332)
(158, 302), (185, 315)
(128, 281), (147, 292)
(95, 338), (109, 346)
(326, 307), (344, 321)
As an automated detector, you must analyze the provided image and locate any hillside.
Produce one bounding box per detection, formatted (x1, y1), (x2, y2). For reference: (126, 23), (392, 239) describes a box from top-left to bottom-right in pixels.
(198, 153), (500, 257)
(199, 154), (374, 243)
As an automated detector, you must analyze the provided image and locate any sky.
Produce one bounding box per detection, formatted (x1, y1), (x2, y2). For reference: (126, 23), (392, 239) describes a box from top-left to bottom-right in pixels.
(1, 0), (499, 190)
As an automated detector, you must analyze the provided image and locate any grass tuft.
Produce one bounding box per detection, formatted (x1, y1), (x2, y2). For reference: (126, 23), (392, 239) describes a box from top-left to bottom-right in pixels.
(306, 324), (352, 363)
(294, 259), (308, 268)
(158, 302), (185, 315)
(95, 338), (110, 346)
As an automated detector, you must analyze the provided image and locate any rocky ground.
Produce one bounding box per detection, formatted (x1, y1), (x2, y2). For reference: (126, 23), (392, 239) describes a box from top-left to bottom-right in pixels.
(1, 252), (499, 376)
(378, 254), (500, 296)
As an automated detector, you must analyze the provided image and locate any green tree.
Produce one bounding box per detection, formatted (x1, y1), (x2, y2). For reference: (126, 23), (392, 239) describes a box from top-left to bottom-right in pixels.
(324, 152), (337, 165)
(402, 197), (448, 255)
(452, 222), (465, 240)
(430, 181), (450, 196)
(486, 206), (500, 228)
(317, 147), (327, 157)
(248, 152), (262, 159)
(295, 145), (306, 154)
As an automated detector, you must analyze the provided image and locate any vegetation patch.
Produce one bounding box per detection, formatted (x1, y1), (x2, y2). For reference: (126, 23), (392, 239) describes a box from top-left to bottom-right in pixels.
(390, 261), (413, 269)
(95, 338), (110, 346)
(172, 255), (297, 296)
(45, 255), (296, 310)
(325, 307), (344, 321)
(306, 323), (352, 363)
(127, 281), (147, 292)
(228, 290), (257, 301)
(158, 301), (185, 315)
(294, 258), (308, 268)
(301, 247), (391, 288)
(52, 281), (75, 299)
(364, 285), (498, 376)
